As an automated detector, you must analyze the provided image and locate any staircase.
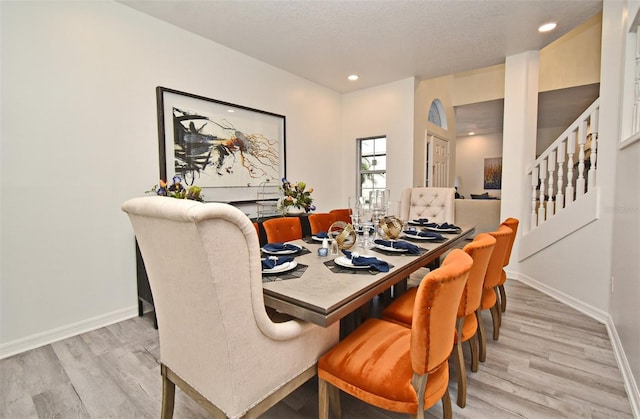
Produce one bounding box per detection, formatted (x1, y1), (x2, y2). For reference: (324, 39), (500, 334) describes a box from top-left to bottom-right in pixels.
(520, 98), (600, 259)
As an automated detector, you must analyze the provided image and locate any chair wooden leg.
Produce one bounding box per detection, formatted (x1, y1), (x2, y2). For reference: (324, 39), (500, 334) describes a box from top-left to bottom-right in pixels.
(494, 287), (502, 327)
(468, 334), (479, 372)
(160, 364), (175, 419)
(319, 378), (341, 419)
(490, 303), (501, 341)
(452, 341), (467, 408)
(499, 284), (507, 313)
(476, 310), (487, 362)
(442, 388), (452, 419)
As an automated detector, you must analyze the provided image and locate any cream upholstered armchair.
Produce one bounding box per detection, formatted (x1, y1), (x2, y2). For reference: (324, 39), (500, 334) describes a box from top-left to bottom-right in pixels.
(122, 196), (339, 419)
(399, 187), (456, 223)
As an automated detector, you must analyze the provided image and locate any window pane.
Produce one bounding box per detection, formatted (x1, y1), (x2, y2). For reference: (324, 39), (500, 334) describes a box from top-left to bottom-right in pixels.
(361, 157), (374, 171)
(372, 156), (386, 170)
(374, 137), (387, 154)
(361, 139), (375, 155)
(372, 173), (386, 188)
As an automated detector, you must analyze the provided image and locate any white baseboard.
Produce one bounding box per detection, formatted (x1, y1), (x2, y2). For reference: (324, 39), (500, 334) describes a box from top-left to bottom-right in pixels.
(0, 306), (139, 360)
(515, 273), (640, 418)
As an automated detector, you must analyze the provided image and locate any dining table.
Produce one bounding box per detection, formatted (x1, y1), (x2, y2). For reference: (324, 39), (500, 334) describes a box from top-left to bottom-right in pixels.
(262, 224), (475, 328)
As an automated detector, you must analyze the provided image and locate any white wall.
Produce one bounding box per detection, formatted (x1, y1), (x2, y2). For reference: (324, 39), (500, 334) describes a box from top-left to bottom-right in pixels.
(454, 133), (503, 198)
(0, 0), (342, 355)
(607, 0), (640, 395)
(341, 78), (416, 203)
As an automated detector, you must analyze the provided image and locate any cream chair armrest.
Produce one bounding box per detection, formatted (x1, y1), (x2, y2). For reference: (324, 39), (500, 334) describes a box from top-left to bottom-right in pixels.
(254, 314), (320, 341)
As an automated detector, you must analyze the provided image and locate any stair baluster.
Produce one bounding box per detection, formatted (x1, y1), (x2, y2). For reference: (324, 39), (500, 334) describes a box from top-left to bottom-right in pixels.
(556, 140), (565, 211)
(538, 159), (547, 225)
(547, 150), (556, 217)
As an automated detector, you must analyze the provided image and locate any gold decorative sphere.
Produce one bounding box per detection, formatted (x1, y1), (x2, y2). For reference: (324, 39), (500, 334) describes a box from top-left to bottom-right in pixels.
(328, 221), (357, 249)
(378, 216), (403, 240)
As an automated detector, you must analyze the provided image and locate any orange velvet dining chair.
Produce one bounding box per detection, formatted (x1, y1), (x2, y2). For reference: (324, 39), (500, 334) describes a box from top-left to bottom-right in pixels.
(329, 208), (352, 224)
(318, 249), (473, 419)
(381, 233), (496, 408)
(262, 217), (303, 243)
(308, 213), (337, 235)
(476, 224), (513, 362)
(496, 217), (519, 314)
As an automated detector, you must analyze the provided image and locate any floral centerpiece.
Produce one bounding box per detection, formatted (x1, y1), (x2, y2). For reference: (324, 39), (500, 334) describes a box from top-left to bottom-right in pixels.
(149, 175), (204, 202)
(277, 177), (315, 214)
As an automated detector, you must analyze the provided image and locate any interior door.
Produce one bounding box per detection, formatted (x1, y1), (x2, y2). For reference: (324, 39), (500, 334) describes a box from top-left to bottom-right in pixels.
(426, 133), (449, 187)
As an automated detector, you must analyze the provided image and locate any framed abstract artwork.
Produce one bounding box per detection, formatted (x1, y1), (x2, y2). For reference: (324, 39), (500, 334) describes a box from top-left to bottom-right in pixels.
(156, 87), (286, 202)
(483, 157), (502, 190)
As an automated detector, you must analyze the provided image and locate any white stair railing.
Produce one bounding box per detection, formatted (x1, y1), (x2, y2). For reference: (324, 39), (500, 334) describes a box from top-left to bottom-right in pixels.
(526, 98), (599, 231)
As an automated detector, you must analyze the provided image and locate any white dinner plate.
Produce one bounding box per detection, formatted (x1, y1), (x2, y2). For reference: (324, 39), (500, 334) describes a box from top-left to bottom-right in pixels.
(262, 261), (298, 274)
(403, 233), (442, 240)
(375, 243), (408, 253)
(334, 256), (372, 269)
(261, 243), (302, 255)
(424, 226), (460, 233)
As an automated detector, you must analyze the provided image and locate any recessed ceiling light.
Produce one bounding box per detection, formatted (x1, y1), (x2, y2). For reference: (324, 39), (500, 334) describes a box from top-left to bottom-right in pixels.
(468, 132), (475, 136)
(348, 74), (359, 81)
(538, 22), (557, 32)
(227, 109), (235, 113)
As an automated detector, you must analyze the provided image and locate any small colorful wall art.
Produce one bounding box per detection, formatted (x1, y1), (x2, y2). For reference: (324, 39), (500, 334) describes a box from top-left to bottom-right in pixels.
(483, 157), (502, 190)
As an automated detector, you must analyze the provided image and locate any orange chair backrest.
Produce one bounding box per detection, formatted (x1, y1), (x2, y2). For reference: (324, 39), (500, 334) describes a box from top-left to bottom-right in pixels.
(329, 208), (352, 224)
(458, 233), (496, 318)
(262, 217), (303, 243)
(411, 249), (472, 374)
(308, 213), (337, 235)
(483, 225), (513, 289)
(500, 217), (519, 267)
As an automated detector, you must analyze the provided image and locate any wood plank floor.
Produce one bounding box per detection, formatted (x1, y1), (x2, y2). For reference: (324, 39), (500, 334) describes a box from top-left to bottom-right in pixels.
(0, 280), (633, 418)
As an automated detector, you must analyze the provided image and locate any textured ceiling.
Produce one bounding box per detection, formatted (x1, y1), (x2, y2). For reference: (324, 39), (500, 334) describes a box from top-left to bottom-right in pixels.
(118, 0), (601, 93)
(118, 0), (603, 135)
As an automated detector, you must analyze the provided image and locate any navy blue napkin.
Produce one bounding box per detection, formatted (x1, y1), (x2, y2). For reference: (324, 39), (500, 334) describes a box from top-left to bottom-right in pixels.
(262, 256), (294, 270)
(374, 239), (420, 254)
(263, 242), (300, 252)
(412, 218), (433, 225)
(314, 232), (328, 238)
(403, 229), (444, 239)
(341, 250), (389, 272)
(436, 222), (460, 230)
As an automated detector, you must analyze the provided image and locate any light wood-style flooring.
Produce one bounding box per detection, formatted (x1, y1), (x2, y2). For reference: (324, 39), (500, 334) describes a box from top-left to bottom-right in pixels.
(0, 280), (634, 418)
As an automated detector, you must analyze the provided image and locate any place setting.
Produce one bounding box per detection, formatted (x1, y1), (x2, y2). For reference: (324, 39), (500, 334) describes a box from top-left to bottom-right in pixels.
(407, 218), (434, 226)
(371, 238), (427, 256)
(325, 249), (393, 275)
(261, 255), (308, 281)
(261, 242), (310, 256)
(422, 222), (462, 234)
(402, 227), (447, 242)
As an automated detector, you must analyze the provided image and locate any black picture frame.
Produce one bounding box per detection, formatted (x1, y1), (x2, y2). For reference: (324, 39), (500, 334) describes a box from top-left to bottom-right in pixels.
(156, 86), (286, 202)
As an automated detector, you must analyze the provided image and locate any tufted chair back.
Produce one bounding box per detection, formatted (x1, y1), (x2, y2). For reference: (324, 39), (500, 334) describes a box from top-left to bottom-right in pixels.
(262, 217), (303, 243)
(122, 196), (338, 418)
(399, 187), (455, 223)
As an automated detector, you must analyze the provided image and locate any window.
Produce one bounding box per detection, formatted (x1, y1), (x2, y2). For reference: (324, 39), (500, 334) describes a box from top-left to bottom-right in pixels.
(357, 136), (387, 201)
(428, 99), (448, 130)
